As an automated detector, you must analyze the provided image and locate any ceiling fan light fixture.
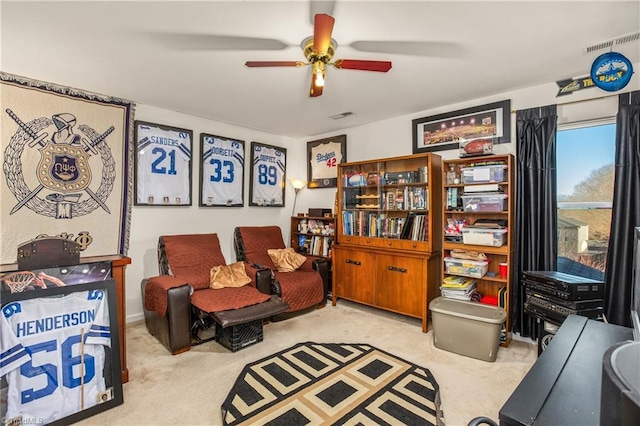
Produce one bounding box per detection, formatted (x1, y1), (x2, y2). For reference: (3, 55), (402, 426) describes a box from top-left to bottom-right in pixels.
(310, 72), (324, 97)
(313, 61), (326, 87)
(246, 13), (392, 97)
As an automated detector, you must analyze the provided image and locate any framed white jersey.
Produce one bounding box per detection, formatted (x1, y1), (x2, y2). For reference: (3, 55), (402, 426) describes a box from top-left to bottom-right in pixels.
(199, 134), (245, 207)
(249, 142), (286, 207)
(0, 281), (123, 425)
(134, 121), (192, 206)
(307, 134), (347, 189)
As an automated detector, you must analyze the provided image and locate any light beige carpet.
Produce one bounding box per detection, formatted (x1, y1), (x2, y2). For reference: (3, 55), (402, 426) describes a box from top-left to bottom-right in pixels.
(79, 300), (537, 426)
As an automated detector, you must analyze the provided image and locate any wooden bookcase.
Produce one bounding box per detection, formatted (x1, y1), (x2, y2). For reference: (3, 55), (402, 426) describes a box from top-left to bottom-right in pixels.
(290, 215), (336, 258)
(441, 154), (514, 346)
(332, 153), (442, 332)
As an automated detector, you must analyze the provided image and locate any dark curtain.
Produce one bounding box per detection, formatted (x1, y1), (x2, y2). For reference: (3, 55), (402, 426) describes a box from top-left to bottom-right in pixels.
(514, 105), (558, 338)
(605, 91), (640, 327)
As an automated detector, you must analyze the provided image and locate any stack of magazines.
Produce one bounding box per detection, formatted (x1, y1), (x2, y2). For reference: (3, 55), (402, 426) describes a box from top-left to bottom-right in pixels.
(440, 276), (477, 300)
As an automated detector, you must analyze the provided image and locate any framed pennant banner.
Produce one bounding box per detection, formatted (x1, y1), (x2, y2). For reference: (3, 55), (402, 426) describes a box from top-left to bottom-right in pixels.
(0, 73), (135, 263)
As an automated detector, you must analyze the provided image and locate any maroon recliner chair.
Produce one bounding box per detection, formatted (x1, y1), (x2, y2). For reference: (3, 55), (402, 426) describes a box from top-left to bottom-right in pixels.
(141, 233), (288, 354)
(233, 226), (328, 319)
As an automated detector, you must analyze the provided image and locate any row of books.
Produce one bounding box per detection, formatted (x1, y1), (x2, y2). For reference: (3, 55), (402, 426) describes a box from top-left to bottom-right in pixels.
(342, 211), (427, 241)
(298, 235), (333, 257)
(381, 187), (428, 211)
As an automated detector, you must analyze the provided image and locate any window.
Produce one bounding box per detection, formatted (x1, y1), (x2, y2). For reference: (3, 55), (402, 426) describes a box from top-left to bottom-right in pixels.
(556, 120), (615, 278)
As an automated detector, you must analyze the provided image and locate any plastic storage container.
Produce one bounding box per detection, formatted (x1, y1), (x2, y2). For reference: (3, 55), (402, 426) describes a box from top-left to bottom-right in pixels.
(429, 297), (507, 362)
(461, 165), (507, 184)
(444, 256), (489, 278)
(462, 227), (508, 247)
(462, 193), (507, 212)
(216, 319), (263, 352)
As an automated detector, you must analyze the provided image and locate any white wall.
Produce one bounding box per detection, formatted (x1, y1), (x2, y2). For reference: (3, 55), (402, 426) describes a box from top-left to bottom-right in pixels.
(127, 105), (305, 321)
(127, 67), (638, 322)
(293, 71), (639, 234)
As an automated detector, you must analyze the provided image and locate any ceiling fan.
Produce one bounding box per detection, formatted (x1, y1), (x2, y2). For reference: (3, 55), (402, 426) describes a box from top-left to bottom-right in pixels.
(245, 14), (392, 97)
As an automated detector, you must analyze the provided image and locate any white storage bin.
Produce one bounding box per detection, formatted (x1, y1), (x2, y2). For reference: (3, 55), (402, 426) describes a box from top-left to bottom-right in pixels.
(444, 257), (489, 278)
(461, 193), (507, 212)
(461, 165), (507, 184)
(462, 227), (508, 247)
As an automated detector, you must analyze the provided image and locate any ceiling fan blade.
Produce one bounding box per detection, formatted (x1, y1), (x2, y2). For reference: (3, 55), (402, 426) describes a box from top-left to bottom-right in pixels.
(334, 59), (392, 72)
(309, 1), (336, 25)
(313, 14), (335, 55)
(153, 33), (289, 51)
(349, 41), (465, 58)
(245, 61), (304, 67)
(310, 73), (324, 97)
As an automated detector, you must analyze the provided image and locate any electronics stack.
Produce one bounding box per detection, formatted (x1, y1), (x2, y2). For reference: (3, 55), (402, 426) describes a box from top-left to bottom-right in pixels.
(522, 270), (605, 355)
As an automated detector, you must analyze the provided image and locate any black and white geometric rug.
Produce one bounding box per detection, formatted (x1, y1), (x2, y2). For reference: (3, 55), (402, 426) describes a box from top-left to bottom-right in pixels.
(221, 342), (445, 425)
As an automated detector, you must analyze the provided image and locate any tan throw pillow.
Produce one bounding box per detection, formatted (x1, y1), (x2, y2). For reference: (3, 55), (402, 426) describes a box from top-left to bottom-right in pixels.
(268, 248), (307, 272)
(210, 262), (252, 289)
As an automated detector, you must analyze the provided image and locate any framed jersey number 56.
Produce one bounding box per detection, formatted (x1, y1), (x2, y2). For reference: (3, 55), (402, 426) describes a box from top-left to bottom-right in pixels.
(134, 121), (193, 206)
(249, 142), (286, 207)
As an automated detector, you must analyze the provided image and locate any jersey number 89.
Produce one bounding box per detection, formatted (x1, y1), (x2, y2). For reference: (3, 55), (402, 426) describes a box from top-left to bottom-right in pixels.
(258, 164), (277, 185)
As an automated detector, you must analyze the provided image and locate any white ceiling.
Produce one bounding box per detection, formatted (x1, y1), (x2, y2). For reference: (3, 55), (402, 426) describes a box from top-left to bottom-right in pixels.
(2, 1), (639, 138)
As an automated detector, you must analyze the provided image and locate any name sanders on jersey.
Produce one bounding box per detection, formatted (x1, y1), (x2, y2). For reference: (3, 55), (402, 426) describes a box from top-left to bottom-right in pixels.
(150, 136), (180, 147)
(14, 309), (97, 337)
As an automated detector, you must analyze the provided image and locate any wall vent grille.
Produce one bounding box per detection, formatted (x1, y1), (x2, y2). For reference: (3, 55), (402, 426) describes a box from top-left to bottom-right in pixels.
(584, 32), (640, 54)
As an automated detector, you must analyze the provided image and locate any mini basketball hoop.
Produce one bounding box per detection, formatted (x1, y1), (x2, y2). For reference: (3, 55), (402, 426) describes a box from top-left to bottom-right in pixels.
(2, 271), (36, 293)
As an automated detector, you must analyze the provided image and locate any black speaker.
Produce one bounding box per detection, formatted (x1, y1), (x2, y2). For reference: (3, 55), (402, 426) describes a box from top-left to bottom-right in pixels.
(537, 319), (561, 356)
(600, 341), (640, 426)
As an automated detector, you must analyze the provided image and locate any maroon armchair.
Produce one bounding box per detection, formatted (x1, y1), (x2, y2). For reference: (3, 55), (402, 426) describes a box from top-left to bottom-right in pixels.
(141, 233), (288, 354)
(233, 226), (328, 318)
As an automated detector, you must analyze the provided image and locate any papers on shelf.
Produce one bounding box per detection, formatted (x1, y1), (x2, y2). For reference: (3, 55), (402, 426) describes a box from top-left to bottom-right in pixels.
(440, 276), (477, 300)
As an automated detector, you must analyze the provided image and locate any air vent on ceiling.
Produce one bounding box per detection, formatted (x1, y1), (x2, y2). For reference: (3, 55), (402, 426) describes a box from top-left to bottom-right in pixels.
(584, 31), (640, 54)
(330, 112), (353, 120)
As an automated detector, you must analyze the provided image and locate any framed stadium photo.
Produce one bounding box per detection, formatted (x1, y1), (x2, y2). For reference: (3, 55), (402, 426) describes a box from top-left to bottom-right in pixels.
(249, 142), (286, 207)
(412, 99), (511, 153)
(0, 279), (123, 425)
(307, 134), (346, 189)
(134, 121), (193, 206)
(199, 133), (245, 207)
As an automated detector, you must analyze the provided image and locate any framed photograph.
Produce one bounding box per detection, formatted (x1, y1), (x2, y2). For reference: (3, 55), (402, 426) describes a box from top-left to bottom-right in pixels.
(307, 134), (347, 189)
(134, 120), (192, 206)
(199, 133), (245, 207)
(249, 142), (286, 207)
(412, 99), (511, 153)
(0, 279), (123, 425)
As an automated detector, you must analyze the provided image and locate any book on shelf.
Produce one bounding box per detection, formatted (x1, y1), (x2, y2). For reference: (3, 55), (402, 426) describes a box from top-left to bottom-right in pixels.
(395, 189), (404, 210)
(446, 187), (459, 210)
(309, 235), (333, 257)
(400, 212), (415, 239)
(409, 187), (428, 210)
(442, 276), (476, 287)
(440, 277), (478, 300)
(399, 212), (427, 241)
